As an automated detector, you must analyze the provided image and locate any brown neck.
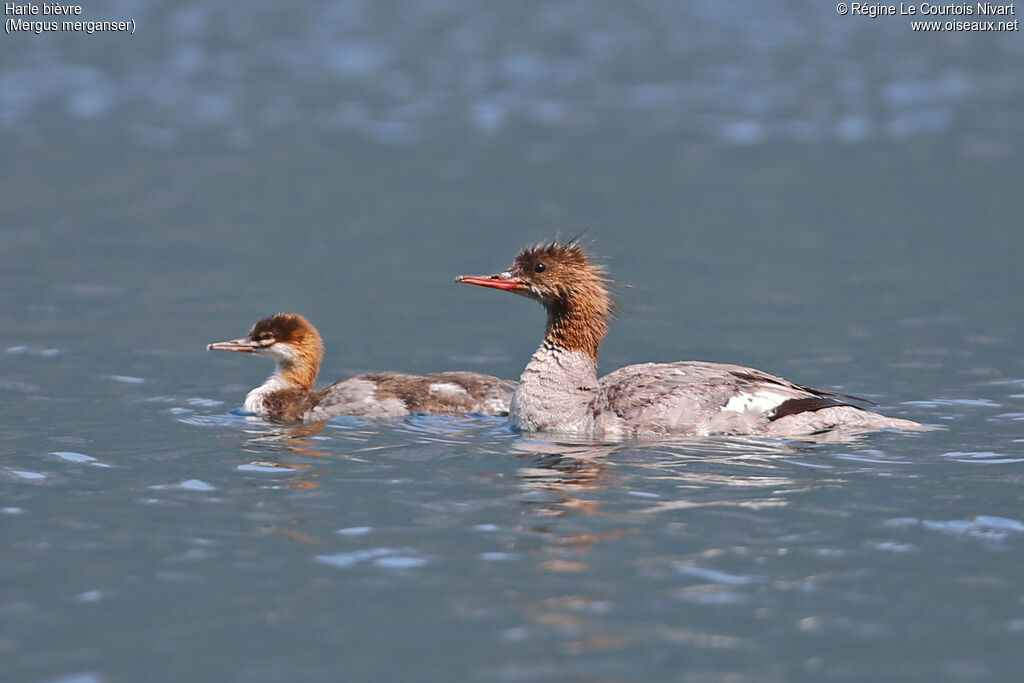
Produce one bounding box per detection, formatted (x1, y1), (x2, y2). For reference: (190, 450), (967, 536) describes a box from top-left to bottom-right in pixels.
(544, 298), (608, 360)
(275, 342), (322, 393)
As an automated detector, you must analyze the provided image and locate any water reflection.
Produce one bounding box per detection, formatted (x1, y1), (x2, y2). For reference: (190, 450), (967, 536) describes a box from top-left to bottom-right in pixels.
(498, 428), (927, 615)
(161, 406), (1021, 681)
(508, 432), (873, 518)
(495, 436), (889, 675)
(511, 437), (618, 518)
(476, 434), (849, 672)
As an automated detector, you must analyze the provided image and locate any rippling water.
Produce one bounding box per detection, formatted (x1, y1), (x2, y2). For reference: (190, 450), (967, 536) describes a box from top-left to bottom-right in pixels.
(3, 388), (1024, 682)
(3, 1), (1024, 681)
(3, 246), (1023, 682)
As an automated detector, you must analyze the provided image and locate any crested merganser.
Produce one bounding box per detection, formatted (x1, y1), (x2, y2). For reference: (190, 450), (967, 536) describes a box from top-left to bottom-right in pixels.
(456, 240), (928, 438)
(207, 313), (515, 423)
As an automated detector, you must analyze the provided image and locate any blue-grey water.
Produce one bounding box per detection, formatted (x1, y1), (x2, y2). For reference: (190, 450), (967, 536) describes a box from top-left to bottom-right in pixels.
(2, 1), (1023, 682)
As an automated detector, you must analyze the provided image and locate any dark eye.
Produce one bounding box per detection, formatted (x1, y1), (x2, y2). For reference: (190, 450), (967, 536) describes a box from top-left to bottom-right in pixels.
(534, 262), (547, 273)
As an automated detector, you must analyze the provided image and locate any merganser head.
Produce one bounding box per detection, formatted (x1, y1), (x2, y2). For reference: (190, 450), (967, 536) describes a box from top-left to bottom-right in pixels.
(456, 239), (613, 357)
(456, 240), (609, 305)
(207, 312), (324, 370)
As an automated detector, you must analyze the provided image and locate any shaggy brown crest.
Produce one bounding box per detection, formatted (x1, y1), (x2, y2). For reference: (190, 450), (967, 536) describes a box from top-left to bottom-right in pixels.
(459, 239), (614, 359)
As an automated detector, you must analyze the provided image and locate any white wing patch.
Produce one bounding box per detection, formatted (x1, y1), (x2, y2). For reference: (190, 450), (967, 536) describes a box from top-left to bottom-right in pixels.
(481, 397), (509, 416)
(429, 382), (470, 399)
(722, 390), (790, 415)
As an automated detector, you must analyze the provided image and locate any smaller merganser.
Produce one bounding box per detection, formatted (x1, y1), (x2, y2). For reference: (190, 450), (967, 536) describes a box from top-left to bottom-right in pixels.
(456, 240), (928, 438)
(207, 313), (514, 423)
